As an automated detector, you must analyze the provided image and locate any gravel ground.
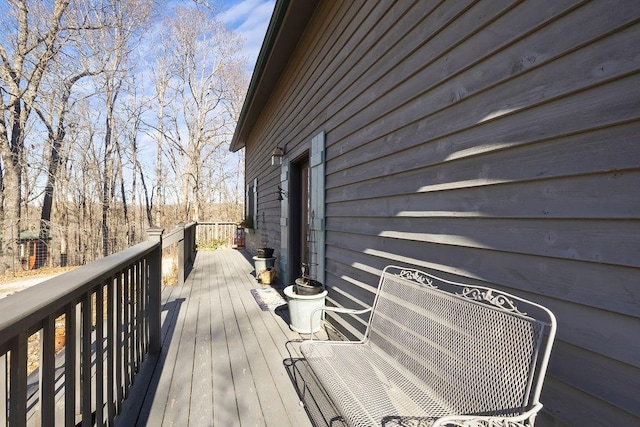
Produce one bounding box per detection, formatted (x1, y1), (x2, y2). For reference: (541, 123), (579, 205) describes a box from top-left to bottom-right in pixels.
(0, 274), (61, 299)
(0, 256), (176, 299)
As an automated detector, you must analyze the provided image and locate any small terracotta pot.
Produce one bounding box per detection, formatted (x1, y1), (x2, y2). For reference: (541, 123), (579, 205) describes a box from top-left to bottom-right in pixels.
(259, 267), (276, 285)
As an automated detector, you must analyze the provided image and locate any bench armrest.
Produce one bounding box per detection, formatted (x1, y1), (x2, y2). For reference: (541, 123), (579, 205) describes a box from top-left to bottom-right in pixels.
(432, 403), (543, 427)
(308, 305), (372, 341)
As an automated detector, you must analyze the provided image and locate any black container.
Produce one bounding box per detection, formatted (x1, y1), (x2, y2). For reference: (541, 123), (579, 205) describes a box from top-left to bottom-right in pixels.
(257, 247), (274, 258)
(294, 278), (324, 295)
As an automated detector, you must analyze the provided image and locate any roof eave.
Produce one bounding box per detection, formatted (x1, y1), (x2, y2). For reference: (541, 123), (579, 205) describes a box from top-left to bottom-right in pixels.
(229, 0), (319, 152)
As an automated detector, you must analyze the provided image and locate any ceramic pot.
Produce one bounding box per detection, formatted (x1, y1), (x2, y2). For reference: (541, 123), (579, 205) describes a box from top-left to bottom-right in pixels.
(294, 278), (324, 295)
(257, 248), (274, 258)
(284, 285), (328, 333)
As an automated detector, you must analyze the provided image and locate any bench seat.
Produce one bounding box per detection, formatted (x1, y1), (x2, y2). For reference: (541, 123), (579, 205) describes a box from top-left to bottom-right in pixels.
(300, 340), (452, 426)
(300, 266), (556, 427)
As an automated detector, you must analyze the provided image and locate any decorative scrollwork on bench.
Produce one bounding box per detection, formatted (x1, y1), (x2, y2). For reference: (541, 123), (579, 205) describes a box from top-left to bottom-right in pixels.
(396, 269), (436, 288)
(441, 419), (533, 427)
(458, 288), (527, 316)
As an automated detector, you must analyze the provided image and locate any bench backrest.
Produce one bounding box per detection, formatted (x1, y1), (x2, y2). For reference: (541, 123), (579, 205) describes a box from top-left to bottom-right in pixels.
(366, 266), (556, 417)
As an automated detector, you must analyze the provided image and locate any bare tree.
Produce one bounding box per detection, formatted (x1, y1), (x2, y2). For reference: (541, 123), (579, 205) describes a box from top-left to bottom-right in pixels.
(150, 35), (172, 227)
(0, 0), (151, 268)
(0, 0), (246, 271)
(153, 6), (246, 223)
(84, 0), (151, 256)
(0, 0), (72, 271)
(121, 83), (154, 231)
(34, 66), (97, 267)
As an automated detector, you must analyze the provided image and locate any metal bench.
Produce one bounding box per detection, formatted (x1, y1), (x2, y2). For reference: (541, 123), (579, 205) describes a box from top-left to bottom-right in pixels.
(299, 265), (556, 427)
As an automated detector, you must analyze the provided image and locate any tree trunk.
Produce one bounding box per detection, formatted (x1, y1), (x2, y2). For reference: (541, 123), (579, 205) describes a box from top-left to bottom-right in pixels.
(37, 132), (63, 268)
(36, 73), (92, 268)
(131, 129), (153, 229)
(102, 118), (112, 258)
(1, 163), (22, 272)
(0, 114), (24, 272)
(115, 140), (130, 245)
(155, 93), (165, 226)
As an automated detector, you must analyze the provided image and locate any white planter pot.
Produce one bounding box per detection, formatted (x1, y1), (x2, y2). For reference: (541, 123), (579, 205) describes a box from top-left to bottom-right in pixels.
(253, 256), (276, 272)
(284, 285), (327, 333)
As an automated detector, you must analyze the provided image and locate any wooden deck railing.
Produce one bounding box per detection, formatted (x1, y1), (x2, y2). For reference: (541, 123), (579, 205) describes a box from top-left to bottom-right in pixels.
(195, 221), (237, 249)
(0, 222), (198, 426)
(162, 222), (197, 287)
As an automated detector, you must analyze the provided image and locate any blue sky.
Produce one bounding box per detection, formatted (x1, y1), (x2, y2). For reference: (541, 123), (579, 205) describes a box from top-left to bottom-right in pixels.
(217, 0), (276, 69)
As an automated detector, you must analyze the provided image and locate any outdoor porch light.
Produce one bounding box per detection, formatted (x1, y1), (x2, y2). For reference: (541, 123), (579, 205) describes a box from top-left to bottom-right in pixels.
(271, 146), (284, 166)
(277, 185), (289, 201)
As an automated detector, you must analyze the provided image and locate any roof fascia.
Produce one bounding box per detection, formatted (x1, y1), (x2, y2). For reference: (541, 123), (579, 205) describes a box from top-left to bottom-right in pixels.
(229, 0), (319, 152)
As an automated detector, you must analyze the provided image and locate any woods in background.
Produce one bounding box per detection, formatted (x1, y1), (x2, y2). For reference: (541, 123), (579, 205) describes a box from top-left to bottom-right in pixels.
(0, 0), (247, 272)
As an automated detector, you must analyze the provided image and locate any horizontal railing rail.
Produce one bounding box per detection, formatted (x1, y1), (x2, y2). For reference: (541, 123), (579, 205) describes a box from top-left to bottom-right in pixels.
(196, 221), (237, 249)
(0, 228), (164, 426)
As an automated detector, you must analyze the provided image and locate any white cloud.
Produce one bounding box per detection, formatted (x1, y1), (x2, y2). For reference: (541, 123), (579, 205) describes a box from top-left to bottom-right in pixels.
(218, 0), (275, 68)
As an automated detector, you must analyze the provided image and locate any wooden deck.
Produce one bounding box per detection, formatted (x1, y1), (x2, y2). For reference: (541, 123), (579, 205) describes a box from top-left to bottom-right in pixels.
(116, 249), (315, 426)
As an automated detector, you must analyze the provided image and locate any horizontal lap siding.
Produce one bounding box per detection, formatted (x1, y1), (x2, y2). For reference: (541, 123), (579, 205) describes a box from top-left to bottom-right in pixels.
(244, 0), (640, 425)
(243, 0), (366, 253)
(325, 0), (640, 424)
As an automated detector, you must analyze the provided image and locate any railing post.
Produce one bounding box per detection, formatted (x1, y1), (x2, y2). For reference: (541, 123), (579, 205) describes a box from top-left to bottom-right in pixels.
(176, 223), (185, 287)
(185, 223), (190, 265)
(146, 227), (164, 354)
(189, 222), (197, 263)
(193, 223), (202, 252)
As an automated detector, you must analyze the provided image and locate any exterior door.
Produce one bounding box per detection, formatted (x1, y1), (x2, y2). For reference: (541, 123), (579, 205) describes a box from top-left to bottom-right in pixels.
(279, 131), (325, 285)
(287, 157), (309, 282)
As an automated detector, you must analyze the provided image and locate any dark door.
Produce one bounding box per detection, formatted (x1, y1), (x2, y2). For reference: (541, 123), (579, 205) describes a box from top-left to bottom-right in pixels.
(289, 157), (310, 281)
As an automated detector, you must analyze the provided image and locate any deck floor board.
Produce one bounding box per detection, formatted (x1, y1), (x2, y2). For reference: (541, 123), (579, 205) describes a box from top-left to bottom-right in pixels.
(190, 249), (214, 425)
(223, 251), (296, 426)
(117, 249), (313, 426)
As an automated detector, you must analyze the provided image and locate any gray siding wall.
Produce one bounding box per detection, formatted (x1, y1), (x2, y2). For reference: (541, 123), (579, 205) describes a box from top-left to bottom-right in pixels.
(243, 1), (640, 425)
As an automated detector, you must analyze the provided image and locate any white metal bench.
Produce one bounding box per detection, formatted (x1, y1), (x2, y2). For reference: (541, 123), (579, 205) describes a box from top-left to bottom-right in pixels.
(300, 265), (556, 427)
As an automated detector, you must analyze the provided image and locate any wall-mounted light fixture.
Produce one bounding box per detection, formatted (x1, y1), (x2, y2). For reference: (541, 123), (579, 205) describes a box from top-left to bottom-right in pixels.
(277, 185), (289, 201)
(271, 146), (285, 166)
